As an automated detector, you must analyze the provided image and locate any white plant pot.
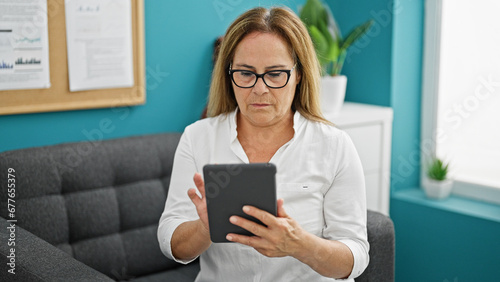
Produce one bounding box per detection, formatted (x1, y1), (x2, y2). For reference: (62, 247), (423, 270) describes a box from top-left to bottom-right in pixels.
(320, 75), (347, 117)
(422, 178), (453, 200)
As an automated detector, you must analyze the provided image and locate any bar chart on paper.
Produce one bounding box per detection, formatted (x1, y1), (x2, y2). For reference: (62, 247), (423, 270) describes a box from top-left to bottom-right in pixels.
(0, 60), (13, 69)
(0, 0), (50, 90)
(15, 57), (42, 65)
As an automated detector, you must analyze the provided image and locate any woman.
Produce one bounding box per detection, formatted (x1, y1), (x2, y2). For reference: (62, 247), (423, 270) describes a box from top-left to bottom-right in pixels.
(158, 6), (369, 281)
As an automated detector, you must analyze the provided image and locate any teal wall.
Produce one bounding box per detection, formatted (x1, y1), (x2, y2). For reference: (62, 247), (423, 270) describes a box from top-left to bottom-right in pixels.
(389, 0), (423, 192)
(391, 196), (500, 281)
(1, 0), (499, 281)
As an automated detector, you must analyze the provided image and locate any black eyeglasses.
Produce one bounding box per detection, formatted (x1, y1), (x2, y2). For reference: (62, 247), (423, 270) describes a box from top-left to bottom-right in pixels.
(229, 64), (296, 89)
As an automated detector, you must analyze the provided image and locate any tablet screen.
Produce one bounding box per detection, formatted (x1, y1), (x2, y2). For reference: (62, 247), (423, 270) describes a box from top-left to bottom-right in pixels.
(203, 163), (277, 243)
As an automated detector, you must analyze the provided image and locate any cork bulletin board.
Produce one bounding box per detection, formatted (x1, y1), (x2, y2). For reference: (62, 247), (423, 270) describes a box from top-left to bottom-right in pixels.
(0, 0), (145, 115)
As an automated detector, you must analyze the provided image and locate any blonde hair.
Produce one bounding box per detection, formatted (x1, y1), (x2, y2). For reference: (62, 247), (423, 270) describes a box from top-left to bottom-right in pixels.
(207, 6), (329, 124)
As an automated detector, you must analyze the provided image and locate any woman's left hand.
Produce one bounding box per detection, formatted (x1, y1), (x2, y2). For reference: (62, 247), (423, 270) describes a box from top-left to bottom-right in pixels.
(226, 198), (305, 257)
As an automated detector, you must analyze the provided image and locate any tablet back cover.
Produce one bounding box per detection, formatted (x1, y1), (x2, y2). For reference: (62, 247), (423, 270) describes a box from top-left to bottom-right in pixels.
(203, 163), (277, 243)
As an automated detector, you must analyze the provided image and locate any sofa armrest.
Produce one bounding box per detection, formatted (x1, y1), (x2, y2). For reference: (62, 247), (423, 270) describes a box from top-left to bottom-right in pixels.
(0, 217), (113, 282)
(356, 210), (395, 282)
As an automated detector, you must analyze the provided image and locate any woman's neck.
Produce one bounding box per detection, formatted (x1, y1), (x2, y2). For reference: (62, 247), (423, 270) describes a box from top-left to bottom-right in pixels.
(236, 111), (295, 162)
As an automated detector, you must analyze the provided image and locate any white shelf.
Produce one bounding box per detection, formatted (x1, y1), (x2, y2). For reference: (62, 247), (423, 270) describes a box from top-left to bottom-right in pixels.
(326, 102), (394, 127)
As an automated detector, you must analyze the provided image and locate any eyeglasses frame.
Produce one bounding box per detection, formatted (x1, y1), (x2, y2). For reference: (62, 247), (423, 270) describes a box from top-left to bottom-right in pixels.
(228, 64), (297, 89)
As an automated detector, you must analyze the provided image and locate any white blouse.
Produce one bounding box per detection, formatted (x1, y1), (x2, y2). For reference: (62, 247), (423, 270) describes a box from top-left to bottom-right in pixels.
(158, 109), (369, 281)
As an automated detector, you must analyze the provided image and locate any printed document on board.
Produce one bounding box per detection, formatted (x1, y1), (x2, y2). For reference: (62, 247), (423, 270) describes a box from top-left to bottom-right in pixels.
(0, 0), (51, 91)
(65, 0), (134, 91)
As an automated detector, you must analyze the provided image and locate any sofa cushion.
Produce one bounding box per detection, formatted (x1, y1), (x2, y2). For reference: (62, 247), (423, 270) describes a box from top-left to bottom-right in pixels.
(0, 148), (62, 199)
(130, 262), (200, 282)
(54, 142), (116, 193)
(116, 179), (167, 231)
(121, 226), (182, 277)
(15, 195), (69, 245)
(104, 139), (163, 186)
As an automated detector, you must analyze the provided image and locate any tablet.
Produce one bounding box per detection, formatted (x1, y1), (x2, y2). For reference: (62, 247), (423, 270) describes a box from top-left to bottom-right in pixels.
(203, 163), (277, 243)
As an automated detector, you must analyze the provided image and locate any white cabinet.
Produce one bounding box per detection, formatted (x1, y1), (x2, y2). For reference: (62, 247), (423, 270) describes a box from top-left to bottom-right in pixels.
(325, 102), (393, 215)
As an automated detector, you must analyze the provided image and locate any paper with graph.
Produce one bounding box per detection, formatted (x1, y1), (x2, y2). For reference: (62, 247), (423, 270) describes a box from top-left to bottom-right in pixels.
(65, 0), (134, 92)
(0, 0), (51, 91)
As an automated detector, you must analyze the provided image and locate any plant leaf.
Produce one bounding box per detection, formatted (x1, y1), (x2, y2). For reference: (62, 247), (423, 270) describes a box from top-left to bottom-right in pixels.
(316, 13), (333, 44)
(427, 158), (449, 181)
(308, 25), (329, 67)
(332, 49), (346, 76)
(340, 19), (374, 51)
(299, 0), (324, 28)
(315, 11), (339, 63)
(327, 41), (339, 63)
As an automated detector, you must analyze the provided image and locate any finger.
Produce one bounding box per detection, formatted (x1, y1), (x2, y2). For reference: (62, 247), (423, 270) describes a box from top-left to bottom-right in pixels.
(242, 205), (277, 227)
(229, 215), (267, 237)
(277, 198), (289, 218)
(193, 173), (206, 198)
(226, 232), (264, 248)
(187, 188), (202, 207)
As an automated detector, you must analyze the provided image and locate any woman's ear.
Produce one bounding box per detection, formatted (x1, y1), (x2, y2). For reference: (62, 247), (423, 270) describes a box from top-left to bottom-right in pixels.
(295, 70), (302, 86)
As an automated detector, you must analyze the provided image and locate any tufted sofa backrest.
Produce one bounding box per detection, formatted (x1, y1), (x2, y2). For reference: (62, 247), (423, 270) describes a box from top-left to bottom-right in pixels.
(0, 133), (182, 280)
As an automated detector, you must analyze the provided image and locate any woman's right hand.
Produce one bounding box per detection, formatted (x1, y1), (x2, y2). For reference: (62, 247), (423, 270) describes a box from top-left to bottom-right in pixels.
(187, 173), (210, 235)
(170, 173), (212, 260)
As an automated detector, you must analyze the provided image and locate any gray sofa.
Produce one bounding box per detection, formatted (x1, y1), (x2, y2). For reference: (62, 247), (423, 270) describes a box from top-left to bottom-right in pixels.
(0, 133), (394, 281)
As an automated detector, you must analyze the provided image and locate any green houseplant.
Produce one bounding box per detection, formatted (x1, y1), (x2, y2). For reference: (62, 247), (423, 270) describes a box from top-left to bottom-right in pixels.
(422, 157), (453, 199)
(427, 158), (449, 181)
(299, 0), (373, 76)
(299, 0), (373, 117)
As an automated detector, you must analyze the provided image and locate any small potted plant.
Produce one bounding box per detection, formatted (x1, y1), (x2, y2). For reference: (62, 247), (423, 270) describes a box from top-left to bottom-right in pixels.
(299, 0), (373, 116)
(422, 157), (453, 199)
